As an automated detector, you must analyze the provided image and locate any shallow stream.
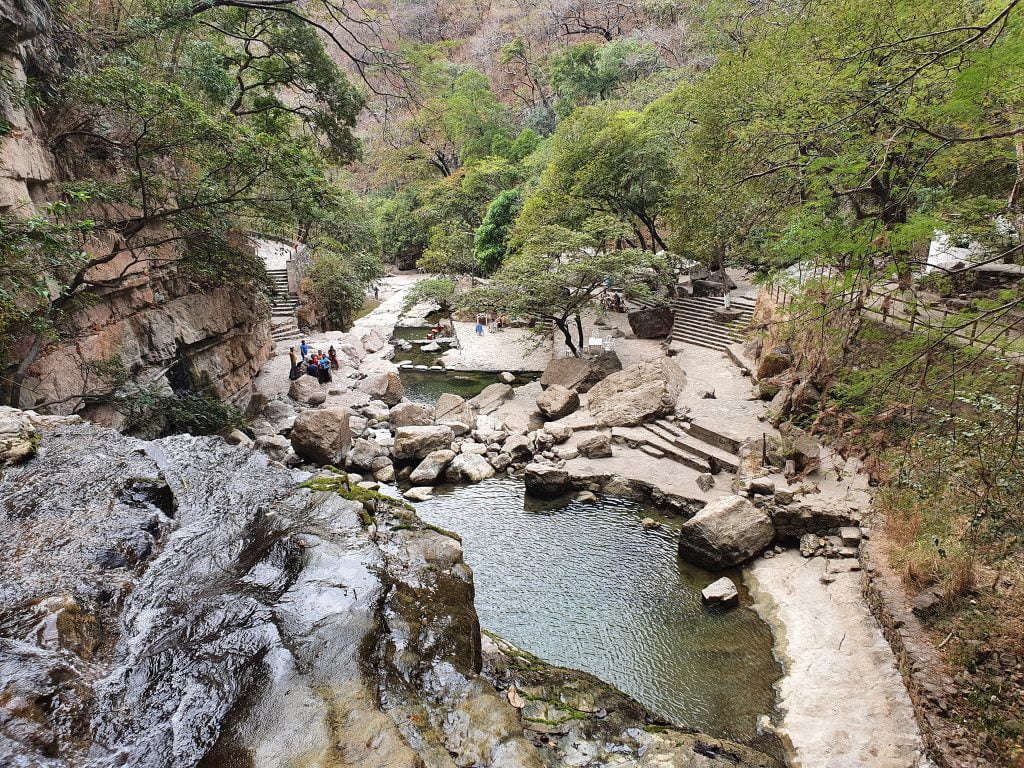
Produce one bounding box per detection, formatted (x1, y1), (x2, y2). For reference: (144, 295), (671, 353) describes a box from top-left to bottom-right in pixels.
(412, 478), (782, 754)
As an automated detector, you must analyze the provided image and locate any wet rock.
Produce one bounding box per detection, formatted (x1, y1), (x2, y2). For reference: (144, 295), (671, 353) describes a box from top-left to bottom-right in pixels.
(539, 352), (622, 393)
(254, 433), (290, 461)
(678, 495), (775, 570)
(346, 437), (388, 471)
(577, 433), (612, 459)
(524, 463), (570, 498)
(701, 577), (739, 605)
(373, 463), (396, 483)
(290, 407), (352, 465)
(409, 449), (456, 484)
(536, 384), (580, 420)
(403, 486), (435, 502)
(627, 306), (674, 338)
(641, 517), (660, 529)
(288, 375), (327, 406)
(587, 358), (686, 426)
(389, 402), (434, 427)
(359, 372), (405, 406)
(445, 453), (495, 483)
(393, 425), (455, 461)
(575, 490), (598, 503)
(434, 393), (476, 431)
(420, 341), (441, 352)
(498, 371), (516, 384)
(468, 383), (514, 415)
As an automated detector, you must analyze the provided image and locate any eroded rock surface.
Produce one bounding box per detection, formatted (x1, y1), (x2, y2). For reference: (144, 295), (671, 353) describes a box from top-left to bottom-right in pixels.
(588, 358), (686, 426)
(0, 418), (779, 768)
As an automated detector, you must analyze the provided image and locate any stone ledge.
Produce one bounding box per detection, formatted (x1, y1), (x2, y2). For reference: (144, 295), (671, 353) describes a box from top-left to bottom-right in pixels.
(860, 539), (996, 768)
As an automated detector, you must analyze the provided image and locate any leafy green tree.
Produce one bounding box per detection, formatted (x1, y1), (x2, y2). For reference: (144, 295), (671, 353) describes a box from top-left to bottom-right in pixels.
(547, 39), (662, 116)
(518, 104), (675, 252)
(473, 189), (521, 274)
(462, 226), (665, 356)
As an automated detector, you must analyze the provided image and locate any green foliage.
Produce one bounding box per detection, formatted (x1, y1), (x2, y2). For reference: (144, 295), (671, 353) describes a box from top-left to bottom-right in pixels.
(474, 189), (521, 274)
(300, 470), (413, 526)
(547, 39), (663, 116)
(308, 247), (384, 329)
(402, 276), (456, 313)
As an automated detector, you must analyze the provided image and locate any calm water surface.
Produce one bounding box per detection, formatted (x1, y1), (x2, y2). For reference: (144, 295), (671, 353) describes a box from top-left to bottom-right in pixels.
(413, 478), (781, 750)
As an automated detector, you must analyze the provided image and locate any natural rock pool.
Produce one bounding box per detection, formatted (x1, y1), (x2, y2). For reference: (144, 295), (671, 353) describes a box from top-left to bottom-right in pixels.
(411, 477), (782, 754)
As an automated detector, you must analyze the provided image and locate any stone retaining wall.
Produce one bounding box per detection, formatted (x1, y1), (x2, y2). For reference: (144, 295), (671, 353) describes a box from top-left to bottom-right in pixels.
(860, 539), (995, 768)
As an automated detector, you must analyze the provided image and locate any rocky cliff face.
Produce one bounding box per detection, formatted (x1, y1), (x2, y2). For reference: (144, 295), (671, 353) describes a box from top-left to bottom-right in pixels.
(0, 409), (779, 768)
(0, 0), (272, 427)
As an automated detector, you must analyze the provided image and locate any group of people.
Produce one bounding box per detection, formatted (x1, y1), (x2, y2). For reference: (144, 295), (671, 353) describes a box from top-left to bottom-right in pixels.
(288, 339), (339, 383)
(474, 313), (507, 335)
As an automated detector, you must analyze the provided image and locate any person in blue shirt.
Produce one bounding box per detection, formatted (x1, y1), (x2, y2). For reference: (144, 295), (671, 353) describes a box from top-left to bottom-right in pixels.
(318, 353), (332, 383)
(299, 339), (310, 360)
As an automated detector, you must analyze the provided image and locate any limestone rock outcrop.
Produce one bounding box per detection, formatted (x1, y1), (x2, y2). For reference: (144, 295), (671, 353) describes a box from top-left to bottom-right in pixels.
(409, 449), (456, 485)
(540, 351), (621, 393)
(678, 495), (775, 570)
(524, 463), (571, 498)
(587, 358), (686, 426)
(393, 425), (455, 460)
(390, 402), (434, 427)
(468, 383), (513, 415)
(290, 407), (352, 465)
(627, 306), (674, 339)
(359, 372), (405, 406)
(535, 384), (580, 420)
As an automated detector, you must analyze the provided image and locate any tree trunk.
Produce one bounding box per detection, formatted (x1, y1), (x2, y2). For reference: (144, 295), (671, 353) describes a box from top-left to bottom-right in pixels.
(7, 331), (47, 408)
(574, 312), (584, 354)
(554, 317), (580, 357)
(716, 246), (731, 309)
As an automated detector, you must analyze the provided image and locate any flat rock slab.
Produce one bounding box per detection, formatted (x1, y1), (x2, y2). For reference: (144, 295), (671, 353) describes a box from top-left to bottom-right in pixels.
(748, 551), (931, 768)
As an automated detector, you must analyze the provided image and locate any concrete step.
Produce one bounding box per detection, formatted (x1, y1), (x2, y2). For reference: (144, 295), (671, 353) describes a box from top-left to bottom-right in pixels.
(643, 421), (740, 474)
(611, 426), (709, 473)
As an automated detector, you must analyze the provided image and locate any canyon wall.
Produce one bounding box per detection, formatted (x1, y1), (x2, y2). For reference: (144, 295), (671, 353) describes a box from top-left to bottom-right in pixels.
(0, 0), (272, 429)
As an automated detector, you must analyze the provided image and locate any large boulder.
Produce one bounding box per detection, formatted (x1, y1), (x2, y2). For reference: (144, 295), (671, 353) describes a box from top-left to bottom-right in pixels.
(502, 434), (532, 462)
(535, 385), (580, 420)
(756, 347), (793, 380)
(346, 437), (388, 471)
(435, 393), (476, 431)
(577, 433), (612, 459)
(468, 383), (513, 415)
(523, 463), (571, 499)
(678, 495), (775, 570)
(361, 329), (386, 354)
(359, 372), (405, 406)
(539, 352), (622, 393)
(409, 449), (456, 485)
(288, 375), (326, 406)
(444, 453), (495, 484)
(389, 402), (434, 427)
(393, 425), (455, 461)
(289, 407), (352, 465)
(627, 306), (674, 339)
(587, 358), (686, 426)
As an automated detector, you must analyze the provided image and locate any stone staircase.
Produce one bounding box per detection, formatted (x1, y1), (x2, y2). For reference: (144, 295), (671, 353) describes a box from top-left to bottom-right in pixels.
(612, 418), (742, 475)
(670, 295), (757, 351)
(266, 267), (301, 343)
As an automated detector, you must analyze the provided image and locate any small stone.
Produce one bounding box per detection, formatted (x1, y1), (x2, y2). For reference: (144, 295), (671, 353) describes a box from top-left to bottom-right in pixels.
(696, 472), (715, 492)
(701, 577), (739, 605)
(839, 526), (863, 546)
(575, 490), (598, 503)
(498, 371), (516, 384)
(641, 517), (661, 530)
(773, 487), (795, 504)
(403, 486), (434, 502)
